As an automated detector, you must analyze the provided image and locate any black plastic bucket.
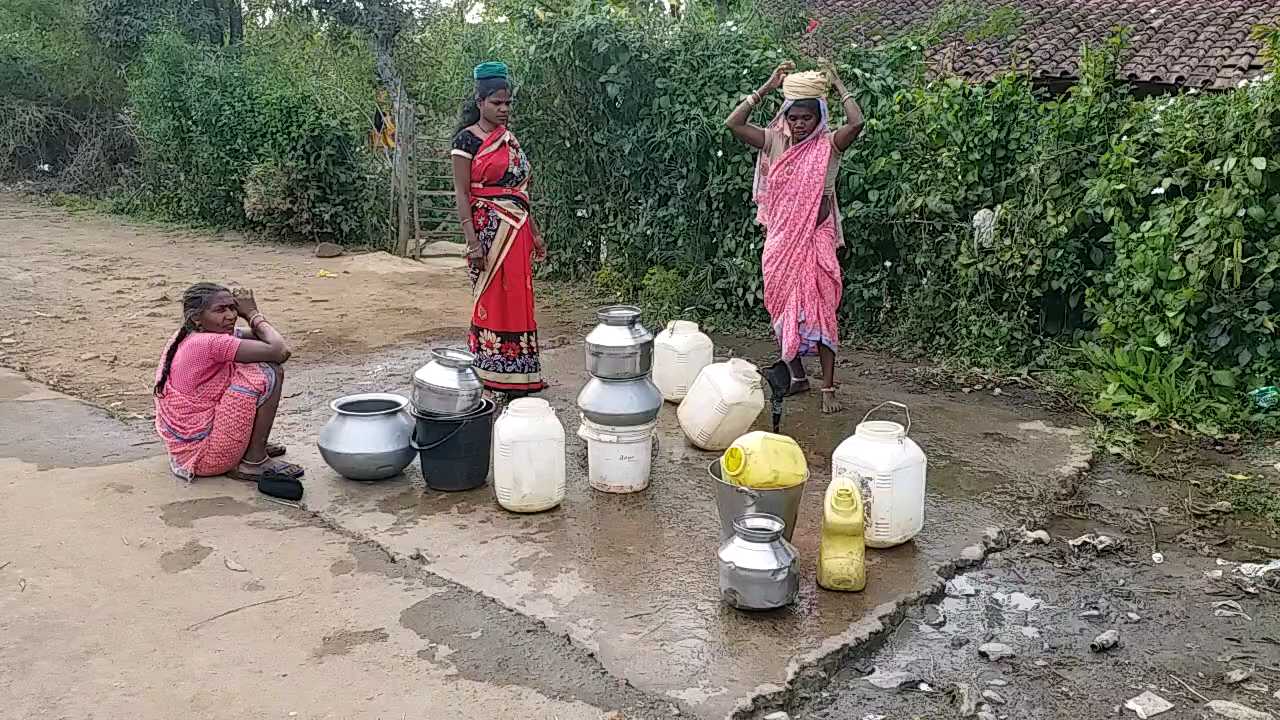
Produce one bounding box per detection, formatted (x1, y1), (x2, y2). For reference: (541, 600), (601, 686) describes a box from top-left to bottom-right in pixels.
(410, 399), (495, 492)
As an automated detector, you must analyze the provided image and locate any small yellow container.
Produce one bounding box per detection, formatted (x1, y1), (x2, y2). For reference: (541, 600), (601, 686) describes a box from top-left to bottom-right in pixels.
(817, 474), (867, 592)
(720, 431), (808, 490)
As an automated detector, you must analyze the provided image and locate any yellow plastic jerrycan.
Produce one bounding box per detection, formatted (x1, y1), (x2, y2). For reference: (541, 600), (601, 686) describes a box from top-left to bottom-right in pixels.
(720, 431), (808, 489)
(818, 474), (867, 592)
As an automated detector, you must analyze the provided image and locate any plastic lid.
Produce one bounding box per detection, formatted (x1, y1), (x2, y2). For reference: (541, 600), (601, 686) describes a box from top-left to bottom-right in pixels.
(668, 320), (700, 334)
(832, 486), (857, 510)
(722, 446), (745, 477)
(855, 420), (906, 441)
(507, 398), (551, 416)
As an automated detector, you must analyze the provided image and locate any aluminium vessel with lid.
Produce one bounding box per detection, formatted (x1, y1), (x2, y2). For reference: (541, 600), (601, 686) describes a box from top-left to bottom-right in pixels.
(718, 512), (800, 611)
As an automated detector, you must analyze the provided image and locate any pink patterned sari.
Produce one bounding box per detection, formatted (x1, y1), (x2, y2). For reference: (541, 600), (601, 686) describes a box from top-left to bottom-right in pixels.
(754, 102), (843, 361)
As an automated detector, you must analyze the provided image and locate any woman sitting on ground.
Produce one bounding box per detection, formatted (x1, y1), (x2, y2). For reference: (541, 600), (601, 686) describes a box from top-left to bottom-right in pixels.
(153, 283), (302, 481)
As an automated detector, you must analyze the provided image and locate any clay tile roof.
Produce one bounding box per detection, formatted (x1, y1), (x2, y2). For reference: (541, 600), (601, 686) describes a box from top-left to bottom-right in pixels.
(801, 0), (1280, 90)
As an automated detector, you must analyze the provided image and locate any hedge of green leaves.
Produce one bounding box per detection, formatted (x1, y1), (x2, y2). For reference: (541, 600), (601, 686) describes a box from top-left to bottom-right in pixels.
(122, 24), (380, 243)
(400, 9), (1280, 434)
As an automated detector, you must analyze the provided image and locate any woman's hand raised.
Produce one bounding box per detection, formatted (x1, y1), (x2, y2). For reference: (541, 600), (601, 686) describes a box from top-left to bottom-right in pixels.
(232, 287), (260, 320)
(767, 60), (796, 92)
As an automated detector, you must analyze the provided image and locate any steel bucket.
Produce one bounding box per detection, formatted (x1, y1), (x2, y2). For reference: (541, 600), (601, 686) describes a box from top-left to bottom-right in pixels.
(709, 459), (807, 543)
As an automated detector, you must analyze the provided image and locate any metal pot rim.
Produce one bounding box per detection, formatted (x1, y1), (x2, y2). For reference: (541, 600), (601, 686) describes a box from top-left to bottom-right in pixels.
(430, 347), (476, 368)
(596, 305), (642, 326)
(330, 392), (410, 417)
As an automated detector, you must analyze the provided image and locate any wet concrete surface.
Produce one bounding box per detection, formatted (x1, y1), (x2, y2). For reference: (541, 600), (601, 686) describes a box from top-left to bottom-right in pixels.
(0, 368), (155, 468)
(266, 338), (1093, 718)
(789, 460), (1280, 720)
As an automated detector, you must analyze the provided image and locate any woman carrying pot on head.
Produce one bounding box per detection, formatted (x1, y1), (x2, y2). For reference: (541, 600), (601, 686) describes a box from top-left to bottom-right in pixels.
(450, 61), (547, 398)
(726, 60), (864, 414)
(153, 283), (303, 482)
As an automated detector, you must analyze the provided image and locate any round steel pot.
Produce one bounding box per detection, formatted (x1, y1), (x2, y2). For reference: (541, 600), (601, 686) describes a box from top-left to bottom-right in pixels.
(318, 393), (416, 481)
(585, 305), (654, 380)
(576, 375), (663, 427)
(718, 512), (799, 611)
(412, 348), (483, 416)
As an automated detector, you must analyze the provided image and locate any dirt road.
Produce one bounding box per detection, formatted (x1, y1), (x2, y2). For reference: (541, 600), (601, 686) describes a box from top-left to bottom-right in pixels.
(0, 194), (473, 416)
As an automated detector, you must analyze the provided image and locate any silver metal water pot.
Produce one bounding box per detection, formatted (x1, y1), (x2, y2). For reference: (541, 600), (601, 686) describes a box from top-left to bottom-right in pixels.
(718, 513), (799, 611)
(576, 375), (663, 427)
(584, 305), (654, 380)
(412, 348), (484, 416)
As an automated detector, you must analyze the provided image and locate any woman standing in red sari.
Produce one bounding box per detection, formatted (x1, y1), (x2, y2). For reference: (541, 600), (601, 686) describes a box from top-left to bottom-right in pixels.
(450, 61), (546, 396)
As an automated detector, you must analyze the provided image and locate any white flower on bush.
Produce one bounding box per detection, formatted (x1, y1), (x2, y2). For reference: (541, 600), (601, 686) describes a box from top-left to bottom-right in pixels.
(1150, 186), (1166, 195)
(716, 150), (723, 157)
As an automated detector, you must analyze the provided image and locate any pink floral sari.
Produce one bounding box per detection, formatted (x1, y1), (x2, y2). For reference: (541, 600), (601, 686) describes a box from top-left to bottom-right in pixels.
(754, 102), (843, 360)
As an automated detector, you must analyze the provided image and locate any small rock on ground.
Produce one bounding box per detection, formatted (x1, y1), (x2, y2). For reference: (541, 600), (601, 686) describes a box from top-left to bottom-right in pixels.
(1124, 691), (1174, 719)
(314, 242), (344, 258)
(763, 712), (791, 720)
(977, 642), (1015, 661)
(1205, 700), (1275, 720)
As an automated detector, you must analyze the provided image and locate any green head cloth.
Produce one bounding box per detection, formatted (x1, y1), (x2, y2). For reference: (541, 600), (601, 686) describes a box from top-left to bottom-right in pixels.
(473, 62), (509, 81)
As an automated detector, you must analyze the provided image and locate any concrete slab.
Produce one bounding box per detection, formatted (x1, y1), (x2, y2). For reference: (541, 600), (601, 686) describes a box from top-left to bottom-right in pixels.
(269, 341), (1092, 719)
(0, 368), (156, 468)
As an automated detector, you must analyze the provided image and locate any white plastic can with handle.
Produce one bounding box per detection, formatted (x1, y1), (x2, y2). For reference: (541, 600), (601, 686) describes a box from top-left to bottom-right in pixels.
(831, 401), (927, 547)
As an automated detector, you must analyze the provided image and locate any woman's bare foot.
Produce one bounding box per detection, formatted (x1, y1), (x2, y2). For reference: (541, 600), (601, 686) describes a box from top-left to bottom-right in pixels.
(820, 387), (842, 414)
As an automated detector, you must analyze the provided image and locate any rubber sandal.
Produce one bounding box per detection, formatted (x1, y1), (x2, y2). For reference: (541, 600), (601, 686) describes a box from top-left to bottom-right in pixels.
(258, 470), (304, 501)
(269, 460), (305, 478)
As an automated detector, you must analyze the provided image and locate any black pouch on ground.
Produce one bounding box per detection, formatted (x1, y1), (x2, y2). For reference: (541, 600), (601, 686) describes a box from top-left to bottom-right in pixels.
(258, 471), (304, 501)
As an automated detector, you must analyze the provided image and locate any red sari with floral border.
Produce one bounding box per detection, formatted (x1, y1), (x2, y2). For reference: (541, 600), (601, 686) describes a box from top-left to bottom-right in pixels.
(451, 125), (545, 393)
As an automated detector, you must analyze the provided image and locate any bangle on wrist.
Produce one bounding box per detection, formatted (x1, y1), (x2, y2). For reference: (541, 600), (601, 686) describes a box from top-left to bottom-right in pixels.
(249, 313), (265, 327)
(841, 92), (855, 104)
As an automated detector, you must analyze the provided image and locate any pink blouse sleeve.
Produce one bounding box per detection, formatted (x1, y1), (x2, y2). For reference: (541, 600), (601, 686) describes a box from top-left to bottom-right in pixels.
(187, 332), (242, 365)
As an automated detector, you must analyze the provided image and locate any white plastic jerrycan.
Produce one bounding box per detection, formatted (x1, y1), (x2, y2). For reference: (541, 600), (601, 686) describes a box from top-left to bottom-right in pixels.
(493, 398), (566, 513)
(831, 401), (927, 548)
(653, 320), (714, 403)
(677, 358), (765, 451)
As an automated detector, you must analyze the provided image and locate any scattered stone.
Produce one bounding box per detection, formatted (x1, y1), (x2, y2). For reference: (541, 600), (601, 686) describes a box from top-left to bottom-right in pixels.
(1225, 669), (1255, 685)
(1090, 629), (1121, 652)
(950, 636), (971, 650)
(959, 544), (986, 563)
(1069, 533), (1120, 553)
(949, 682), (979, 717)
(1125, 612), (1142, 623)
(985, 679), (1009, 687)
(978, 642), (1016, 661)
(866, 670), (922, 690)
(1022, 529), (1052, 544)
(1213, 600), (1252, 620)
(1080, 609), (1104, 619)
(982, 526), (1007, 549)
(79, 352), (100, 361)
(224, 557), (248, 573)
(602, 712), (624, 720)
(947, 576), (979, 597)
(982, 689), (1007, 705)
(994, 591), (1041, 612)
(1205, 700), (1274, 720)
(976, 712), (997, 720)
(923, 604), (947, 627)
(1124, 691), (1174, 719)
(763, 712), (790, 720)
(314, 242), (344, 258)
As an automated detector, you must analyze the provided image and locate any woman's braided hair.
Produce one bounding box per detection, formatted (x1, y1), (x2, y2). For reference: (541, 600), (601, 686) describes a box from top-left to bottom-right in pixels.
(154, 282), (229, 396)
